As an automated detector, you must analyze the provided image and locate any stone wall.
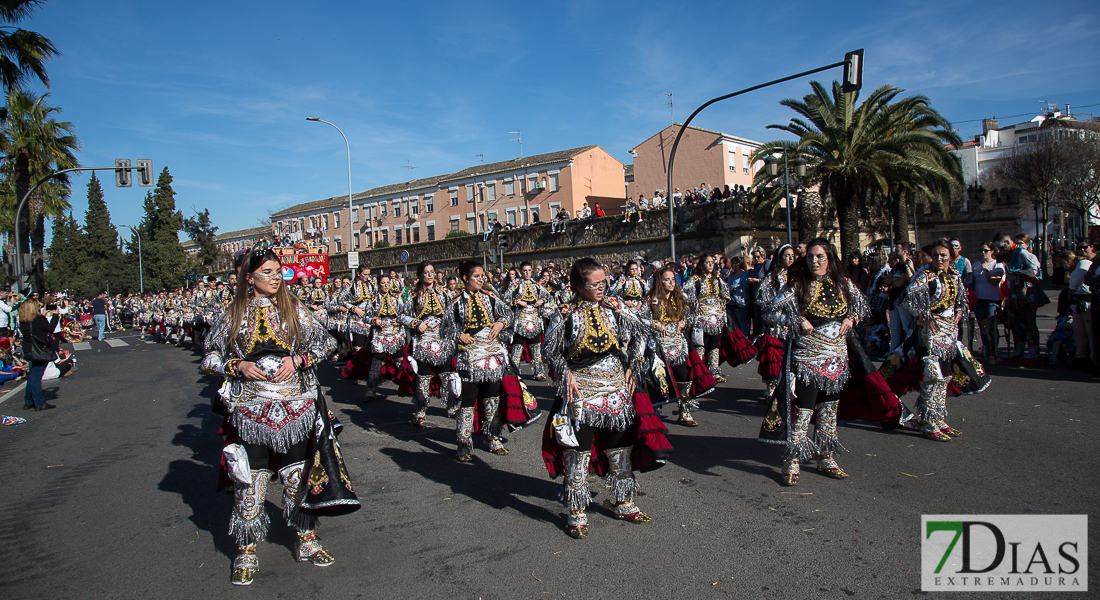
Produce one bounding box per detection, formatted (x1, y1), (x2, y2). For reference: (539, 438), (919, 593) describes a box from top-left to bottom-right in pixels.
(328, 200), (916, 276)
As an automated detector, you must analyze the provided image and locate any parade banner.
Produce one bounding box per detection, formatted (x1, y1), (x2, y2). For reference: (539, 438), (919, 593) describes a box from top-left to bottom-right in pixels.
(280, 253), (329, 282)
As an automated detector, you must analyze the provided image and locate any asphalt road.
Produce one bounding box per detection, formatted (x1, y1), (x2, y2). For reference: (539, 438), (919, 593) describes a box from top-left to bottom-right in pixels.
(0, 315), (1096, 599)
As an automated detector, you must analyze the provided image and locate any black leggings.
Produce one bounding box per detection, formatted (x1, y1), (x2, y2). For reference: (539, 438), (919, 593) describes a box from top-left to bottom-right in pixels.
(417, 361), (452, 376)
(701, 332), (721, 352)
(243, 439), (309, 472)
(793, 379), (839, 411)
(459, 377), (500, 408)
(574, 423), (635, 451)
(351, 332), (368, 349)
(670, 362), (690, 384)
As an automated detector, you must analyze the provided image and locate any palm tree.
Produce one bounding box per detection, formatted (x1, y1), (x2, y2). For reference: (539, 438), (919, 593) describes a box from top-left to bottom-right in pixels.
(0, 89), (80, 291)
(0, 0), (57, 96)
(757, 81), (963, 257)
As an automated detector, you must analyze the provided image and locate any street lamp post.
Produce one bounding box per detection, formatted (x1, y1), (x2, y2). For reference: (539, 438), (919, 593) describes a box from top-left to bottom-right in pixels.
(306, 117), (354, 260)
(664, 50), (862, 261)
(119, 224), (142, 294)
(764, 152), (806, 246)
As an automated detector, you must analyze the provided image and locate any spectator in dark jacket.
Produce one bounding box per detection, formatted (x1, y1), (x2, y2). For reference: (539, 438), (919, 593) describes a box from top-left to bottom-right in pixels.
(20, 298), (59, 411)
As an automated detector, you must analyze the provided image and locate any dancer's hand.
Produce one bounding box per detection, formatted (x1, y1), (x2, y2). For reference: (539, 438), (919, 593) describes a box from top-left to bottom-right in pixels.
(272, 356), (296, 382)
(566, 372), (580, 405)
(800, 317), (814, 334)
(489, 322), (504, 338)
(238, 361), (267, 380)
(418, 321), (428, 333)
(839, 317), (854, 336)
(459, 333), (473, 345)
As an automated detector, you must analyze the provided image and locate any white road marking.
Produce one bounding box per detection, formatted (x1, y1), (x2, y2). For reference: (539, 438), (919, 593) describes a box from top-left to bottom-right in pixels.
(72, 342), (92, 351)
(104, 339), (129, 347)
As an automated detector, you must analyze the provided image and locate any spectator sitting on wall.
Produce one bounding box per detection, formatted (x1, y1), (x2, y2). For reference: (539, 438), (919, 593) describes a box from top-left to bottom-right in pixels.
(551, 208), (571, 234)
(595, 203), (605, 217)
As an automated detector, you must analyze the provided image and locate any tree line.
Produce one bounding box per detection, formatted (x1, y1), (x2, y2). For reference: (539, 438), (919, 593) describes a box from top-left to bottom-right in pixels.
(0, 0), (223, 297)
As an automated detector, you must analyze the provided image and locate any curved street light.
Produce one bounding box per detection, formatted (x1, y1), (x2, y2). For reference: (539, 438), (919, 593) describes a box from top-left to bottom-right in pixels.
(307, 117), (355, 260)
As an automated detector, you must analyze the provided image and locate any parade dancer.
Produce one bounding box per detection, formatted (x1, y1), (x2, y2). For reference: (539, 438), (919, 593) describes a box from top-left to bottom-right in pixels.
(358, 275), (408, 401)
(754, 244), (795, 400)
(880, 240), (991, 441)
(542, 258), (672, 538)
(336, 265), (377, 357)
(686, 254), (753, 382)
(645, 265), (717, 426)
(400, 261), (457, 426)
(609, 260), (649, 318)
(451, 260), (526, 461)
(505, 262), (552, 381)
(202, 248), (354, 586)
(758, 238), (874, 486)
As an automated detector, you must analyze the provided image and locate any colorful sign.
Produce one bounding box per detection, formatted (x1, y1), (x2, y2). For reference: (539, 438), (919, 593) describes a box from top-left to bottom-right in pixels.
(279, 253), (329, 282)
(399, 250), (410, 263)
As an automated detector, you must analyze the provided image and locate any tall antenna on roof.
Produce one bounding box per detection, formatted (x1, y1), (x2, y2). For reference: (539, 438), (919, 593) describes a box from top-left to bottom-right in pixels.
(509, 131), (524, 157)
(404, 158), (417, 171)
(661, 92), (673, 124)
(475, 154), (484, 163)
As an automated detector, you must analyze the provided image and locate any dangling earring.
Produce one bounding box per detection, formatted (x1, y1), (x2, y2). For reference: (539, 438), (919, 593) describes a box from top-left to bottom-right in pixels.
(247, 280), (255, 297)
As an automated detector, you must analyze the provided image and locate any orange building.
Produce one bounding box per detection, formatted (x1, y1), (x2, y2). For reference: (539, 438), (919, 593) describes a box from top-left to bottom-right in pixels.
(270, 145), (626, 253)
(629, 123), (762, 201)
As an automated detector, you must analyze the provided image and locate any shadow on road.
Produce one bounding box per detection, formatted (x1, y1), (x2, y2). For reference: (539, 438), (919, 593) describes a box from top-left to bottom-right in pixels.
(379, 438), (561, 526)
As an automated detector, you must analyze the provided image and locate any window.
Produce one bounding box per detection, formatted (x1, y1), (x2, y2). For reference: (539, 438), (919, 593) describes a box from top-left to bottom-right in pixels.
(450, 216), (460, 232)
(299, 218), (305, 232)
(486, 183), (496, 203)
(479, 213), (486, 231)
(352, 208), (359, 223)
(380, 203), (387, 218)
(425, 194), (434, 212)
(467, 213), (476, 233)
(333, 212), (340, 228)
(488, 209), (498, 222)
(396, 228), (403, 244)
(450, 189), (459, 206)
(394, 201), (401, 218)
(466, 184), (475, 203)
(529, 176), (537, 193)
(549, 172), (559, 192)
(427, 223), (435, 240)
(381, 229), (388, 244)
(411, 198), (418, 216)
(334, 236), (342, 252)
(549, 202), (561, 219)
(354, 233), (360, 249)
(507, 208), (516, 226)
(412, 225), (420, 242)
(505, 177), (514, 195)
(323, 214), (329, 228)
(520, 177), (527, 194)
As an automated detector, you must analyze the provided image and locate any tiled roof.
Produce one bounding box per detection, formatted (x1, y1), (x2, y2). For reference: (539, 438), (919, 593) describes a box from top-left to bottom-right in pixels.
(438, 146), (596, 183)
(624, 164), (634, 177)
(630, 123), (761, 153)
(183, 225), (272, 246)
(271, 146), (599, 219)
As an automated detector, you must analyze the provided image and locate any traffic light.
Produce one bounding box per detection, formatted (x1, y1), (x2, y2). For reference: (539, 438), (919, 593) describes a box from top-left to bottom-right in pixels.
(136, 159), (154, 187)
(842, 49), (864, 94)
(497, 233), (509, 250)
(115, 159), (132, 187)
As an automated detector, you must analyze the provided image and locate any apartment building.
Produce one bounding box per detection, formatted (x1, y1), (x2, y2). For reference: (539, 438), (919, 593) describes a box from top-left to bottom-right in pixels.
(270, 145), (626, 253)
(629, 123), (762, 200)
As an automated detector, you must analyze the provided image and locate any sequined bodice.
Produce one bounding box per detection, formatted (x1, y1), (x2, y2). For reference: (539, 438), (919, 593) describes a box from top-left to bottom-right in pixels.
(803, 278), (848, 319)
(568, 302), (619, 359)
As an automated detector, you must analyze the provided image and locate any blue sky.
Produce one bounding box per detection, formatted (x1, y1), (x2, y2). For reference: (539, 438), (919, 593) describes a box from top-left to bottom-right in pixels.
(23, 0), (1100, 238)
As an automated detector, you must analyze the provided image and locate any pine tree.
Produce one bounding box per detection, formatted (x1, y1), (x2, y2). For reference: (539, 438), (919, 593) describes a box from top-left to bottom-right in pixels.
(83, 173), (118, 260)
(140, 167), (185, 291)
(44, 210), (82, 292)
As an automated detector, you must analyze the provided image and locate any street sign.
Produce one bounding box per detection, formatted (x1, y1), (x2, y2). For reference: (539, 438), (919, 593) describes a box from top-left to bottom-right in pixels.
(348, 251), (359, 269)
(399, 250), (409, 264)
(842, 49), (865, 94)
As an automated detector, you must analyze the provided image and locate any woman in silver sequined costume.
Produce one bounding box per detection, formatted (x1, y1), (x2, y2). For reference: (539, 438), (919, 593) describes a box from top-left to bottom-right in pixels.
(685, 254), (733, 382)
(451, 260), (515, 461)
(609, 260), (650, 318)
(201, 248), (339, 586)
(887, 239), (990, 441)
(754, 245), (796, 400)
(359, 275), (408, 400)
(400, 261), (457, 426)
(758, 238), (869, 486)
(645, 264), (708, 426)
(543, 258), (655, 538)
(505, 261), (554, 381)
